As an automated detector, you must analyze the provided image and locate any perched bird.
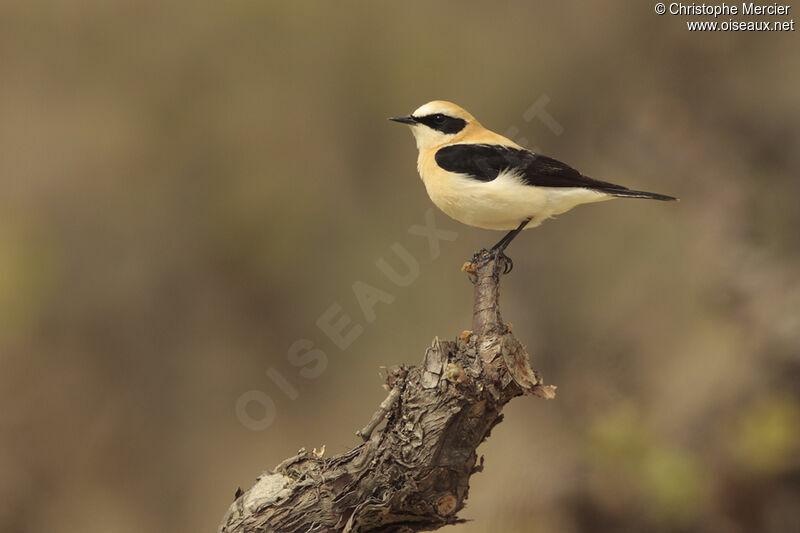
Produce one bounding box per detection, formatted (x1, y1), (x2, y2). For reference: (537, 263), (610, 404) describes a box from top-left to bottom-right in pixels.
(390, 100), (677, 272)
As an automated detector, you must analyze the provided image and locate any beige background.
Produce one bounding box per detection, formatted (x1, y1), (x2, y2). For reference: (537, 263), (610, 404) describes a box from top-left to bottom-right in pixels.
(1, 2), (799, 532)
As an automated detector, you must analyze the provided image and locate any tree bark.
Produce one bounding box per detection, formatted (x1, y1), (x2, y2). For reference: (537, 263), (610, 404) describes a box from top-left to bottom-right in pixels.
(219, 250), (556, 533)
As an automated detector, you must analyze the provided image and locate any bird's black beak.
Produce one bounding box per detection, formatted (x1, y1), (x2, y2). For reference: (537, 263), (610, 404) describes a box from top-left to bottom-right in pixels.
(388, 115), (417, 125)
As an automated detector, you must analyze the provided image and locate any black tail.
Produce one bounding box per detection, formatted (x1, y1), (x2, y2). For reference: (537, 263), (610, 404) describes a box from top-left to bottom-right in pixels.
(579, 174), (678, 201)
(607, 189), (678, 201)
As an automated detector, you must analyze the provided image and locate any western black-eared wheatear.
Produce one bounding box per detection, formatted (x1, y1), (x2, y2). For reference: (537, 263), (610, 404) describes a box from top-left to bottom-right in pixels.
(390, 100), (676, 272)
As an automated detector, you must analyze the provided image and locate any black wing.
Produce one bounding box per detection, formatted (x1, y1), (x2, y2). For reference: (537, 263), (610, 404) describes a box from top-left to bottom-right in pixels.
(435, 144), (632, 193)
(435, 144), (677, 200)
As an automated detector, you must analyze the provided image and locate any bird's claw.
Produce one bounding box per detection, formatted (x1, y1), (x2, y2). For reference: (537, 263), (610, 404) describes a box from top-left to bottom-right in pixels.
(466, 248), (513, 275)
(493, 248), (514, 274)
(470, 248), (490, 265)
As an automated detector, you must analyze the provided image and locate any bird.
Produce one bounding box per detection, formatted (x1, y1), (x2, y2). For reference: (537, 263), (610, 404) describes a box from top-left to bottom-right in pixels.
(389, 100), (677, 272)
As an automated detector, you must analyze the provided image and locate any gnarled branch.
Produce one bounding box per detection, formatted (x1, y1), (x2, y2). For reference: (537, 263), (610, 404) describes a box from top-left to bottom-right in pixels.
(219, 250), (556, 533)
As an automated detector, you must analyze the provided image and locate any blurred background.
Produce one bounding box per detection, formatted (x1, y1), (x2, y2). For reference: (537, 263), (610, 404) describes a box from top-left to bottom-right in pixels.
(1, 2), (799, 532)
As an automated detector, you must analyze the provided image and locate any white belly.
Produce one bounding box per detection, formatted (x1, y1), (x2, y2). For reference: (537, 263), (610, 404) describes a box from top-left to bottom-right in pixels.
(422, 169), (612, 231)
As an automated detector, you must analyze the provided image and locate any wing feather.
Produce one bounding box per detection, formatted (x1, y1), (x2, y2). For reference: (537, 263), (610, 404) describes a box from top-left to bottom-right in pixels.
(435, 144), (625, 190)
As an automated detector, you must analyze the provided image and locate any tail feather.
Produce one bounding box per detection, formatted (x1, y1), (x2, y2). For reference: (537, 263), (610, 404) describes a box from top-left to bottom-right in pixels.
(605, 188), (678, 201)
(580, 174), (678, 201)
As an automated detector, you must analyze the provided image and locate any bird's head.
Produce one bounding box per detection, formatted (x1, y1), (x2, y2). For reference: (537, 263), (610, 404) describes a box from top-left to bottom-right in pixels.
(389, 101), (478, 151)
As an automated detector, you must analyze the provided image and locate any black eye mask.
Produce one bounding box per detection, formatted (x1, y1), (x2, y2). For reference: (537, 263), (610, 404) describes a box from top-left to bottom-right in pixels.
(414, 114), (467, 135)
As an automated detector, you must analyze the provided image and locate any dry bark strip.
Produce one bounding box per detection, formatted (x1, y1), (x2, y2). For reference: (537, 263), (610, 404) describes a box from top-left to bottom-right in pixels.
(219, 250), (556, 533)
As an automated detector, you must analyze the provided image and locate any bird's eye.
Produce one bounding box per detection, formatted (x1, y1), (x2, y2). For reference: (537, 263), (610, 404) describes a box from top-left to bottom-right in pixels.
(432, 114), (446, 124)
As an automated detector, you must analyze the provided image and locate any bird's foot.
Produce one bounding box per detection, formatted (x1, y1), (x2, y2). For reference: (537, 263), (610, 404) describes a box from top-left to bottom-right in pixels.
(462, 248), (513, 276)
(493, 248), (514, 275)
(462, 249), (488, 279)
(471, 248), (490, 265)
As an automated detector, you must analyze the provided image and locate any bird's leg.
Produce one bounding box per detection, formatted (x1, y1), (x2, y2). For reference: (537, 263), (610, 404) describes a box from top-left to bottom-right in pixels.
(489, 218), (532, 274)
